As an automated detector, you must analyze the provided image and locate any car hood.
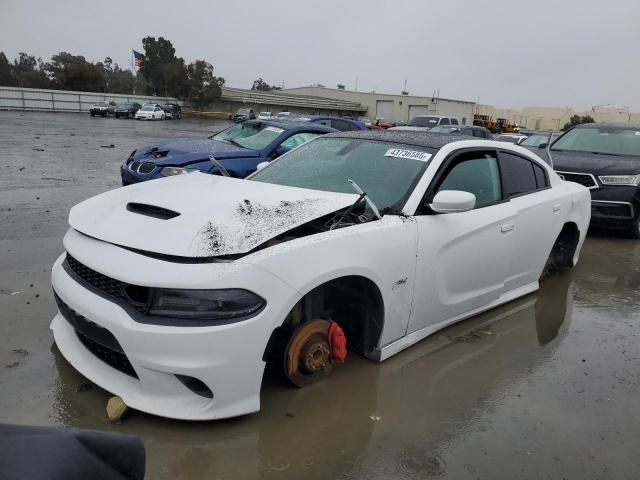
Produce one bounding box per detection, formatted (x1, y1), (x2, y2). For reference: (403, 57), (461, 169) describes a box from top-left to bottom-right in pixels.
(133, 138), (255, 165)
(69, 173), (358, 258)
(541, 149), (640, 175)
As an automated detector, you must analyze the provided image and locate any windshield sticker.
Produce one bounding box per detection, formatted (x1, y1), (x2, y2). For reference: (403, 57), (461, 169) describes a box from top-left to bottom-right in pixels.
(264, 127), (284, 134)
(384, 148), (431, 161)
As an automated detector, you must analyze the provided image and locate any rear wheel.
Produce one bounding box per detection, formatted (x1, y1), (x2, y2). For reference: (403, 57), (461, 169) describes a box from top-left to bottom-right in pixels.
(90, 112), (95, 117)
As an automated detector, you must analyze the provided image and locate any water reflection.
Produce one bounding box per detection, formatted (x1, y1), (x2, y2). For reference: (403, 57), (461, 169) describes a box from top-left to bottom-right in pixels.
(50, 273), (575, 479)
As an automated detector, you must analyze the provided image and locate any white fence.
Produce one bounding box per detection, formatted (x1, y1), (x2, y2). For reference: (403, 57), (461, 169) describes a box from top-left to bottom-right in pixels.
(0, 86), (181, 113)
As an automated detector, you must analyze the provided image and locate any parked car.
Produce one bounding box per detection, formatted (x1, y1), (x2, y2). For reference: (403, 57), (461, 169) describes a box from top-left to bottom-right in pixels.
(120, 119), (336, 185)
(519, 131), (562, 148)
(135, 104), (165, 121)
(89, 101), (116, 117)
(160, 103), (182, 120)
(390, 115), (459, 132)
(52, 130), (590, 420)
(114, 102), (142, 119)
(294, 116), (367, 131)
(494, 133), (527, 144)
(536, 123), (640, 236)
(430, 125), (494, 139)
(233, 108), (256, 122)
(276, 111), (291, 119)
(257, 111), (272, 120)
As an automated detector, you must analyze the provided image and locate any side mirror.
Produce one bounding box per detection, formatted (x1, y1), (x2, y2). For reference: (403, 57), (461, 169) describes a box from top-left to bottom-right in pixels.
(273, 146), (290, 157)
(538, 143), (548, 149)
(430, 190), (476, 214)
(256, 161), (269, 171)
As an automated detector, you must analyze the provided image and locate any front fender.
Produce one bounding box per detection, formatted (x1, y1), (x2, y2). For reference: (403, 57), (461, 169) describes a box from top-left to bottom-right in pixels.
(244, 216), (419, 348)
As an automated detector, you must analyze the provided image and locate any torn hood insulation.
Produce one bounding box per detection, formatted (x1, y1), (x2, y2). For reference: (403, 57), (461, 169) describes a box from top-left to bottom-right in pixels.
(69, 172), (359, 258)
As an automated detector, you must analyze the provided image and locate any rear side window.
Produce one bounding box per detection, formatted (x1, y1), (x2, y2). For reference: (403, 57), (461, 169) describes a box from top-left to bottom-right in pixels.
(331, 120), (360, 131)
(440, 118), (450, 125)
(533, 162), (549, 188)
(499, 152), (539, 197)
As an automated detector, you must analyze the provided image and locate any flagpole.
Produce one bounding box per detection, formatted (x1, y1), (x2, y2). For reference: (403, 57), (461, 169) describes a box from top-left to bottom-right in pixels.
(132, 49), (136, 95)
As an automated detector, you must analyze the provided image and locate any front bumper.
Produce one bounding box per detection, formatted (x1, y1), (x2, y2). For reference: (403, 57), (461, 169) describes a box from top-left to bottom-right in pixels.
(50, 230), (299, 419)
(588, 185), (640, 228)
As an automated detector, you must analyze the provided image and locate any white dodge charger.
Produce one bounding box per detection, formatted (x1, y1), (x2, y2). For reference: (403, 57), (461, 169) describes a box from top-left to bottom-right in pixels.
(50, 131), (591, 420)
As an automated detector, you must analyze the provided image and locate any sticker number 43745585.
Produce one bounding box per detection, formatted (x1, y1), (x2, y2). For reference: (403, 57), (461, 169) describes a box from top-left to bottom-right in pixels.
(384, 148), (431, 161)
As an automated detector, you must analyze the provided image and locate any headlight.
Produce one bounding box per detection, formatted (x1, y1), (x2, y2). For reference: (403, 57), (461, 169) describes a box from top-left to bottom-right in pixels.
(160, 166), (194, 176)
(598, 175), (640, 186)
(148, 288), (265, 320)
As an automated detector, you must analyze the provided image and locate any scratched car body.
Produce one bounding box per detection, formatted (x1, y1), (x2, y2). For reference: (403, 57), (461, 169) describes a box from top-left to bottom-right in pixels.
(50, 131), (591, 420)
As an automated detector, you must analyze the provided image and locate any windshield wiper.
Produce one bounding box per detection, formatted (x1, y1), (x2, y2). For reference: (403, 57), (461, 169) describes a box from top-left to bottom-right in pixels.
(209, 155), (230, 177)
(591, 151), (622, 156)
(348, 179), (381, 219)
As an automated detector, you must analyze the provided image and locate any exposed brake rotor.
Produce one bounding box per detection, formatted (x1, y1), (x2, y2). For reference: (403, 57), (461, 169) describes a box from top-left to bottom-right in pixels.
(285, 319), (345, 387)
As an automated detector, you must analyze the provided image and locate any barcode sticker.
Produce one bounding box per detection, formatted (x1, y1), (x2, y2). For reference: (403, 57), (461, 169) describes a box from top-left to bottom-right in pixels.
(384, 149), (431, 161)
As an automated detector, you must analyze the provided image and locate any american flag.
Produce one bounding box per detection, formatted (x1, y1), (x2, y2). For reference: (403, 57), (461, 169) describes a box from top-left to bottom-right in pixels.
(133, 50), (144, 67)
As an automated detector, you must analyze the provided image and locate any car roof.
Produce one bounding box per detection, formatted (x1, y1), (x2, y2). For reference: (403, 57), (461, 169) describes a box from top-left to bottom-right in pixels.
(242, 119), (336, 133)
(324, 129), (476, 149)
(572, 122), (640, 130)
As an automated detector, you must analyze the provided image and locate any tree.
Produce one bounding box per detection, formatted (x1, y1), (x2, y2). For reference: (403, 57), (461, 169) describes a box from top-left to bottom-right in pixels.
(562, 114), (595, 131)
(163, 57), (190, 98)
(187, 60), (224, 110)
(110, 64), (136, 94)
(103, 56), (113, 91)
(0, 52), (16, 86)
(10, 53), (50, 88)
(251, 77), (274, 91)
(44, 52), (104, 91)
(139, 36), (184, 96)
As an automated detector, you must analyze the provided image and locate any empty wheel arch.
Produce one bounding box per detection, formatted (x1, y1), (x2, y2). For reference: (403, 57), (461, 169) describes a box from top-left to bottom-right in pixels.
(545, 222), (580, 274)
(262, 276), (385, 384)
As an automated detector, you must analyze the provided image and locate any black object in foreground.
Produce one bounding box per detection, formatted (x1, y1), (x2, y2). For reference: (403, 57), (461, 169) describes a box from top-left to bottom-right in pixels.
(0, 423), (145, 480)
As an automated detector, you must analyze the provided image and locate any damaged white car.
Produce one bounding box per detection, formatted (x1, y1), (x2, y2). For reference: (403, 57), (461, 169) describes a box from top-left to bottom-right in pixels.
(50, 131), (591, 420)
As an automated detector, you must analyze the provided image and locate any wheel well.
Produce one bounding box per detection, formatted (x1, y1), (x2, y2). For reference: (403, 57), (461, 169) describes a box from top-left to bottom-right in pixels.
(263, 276), (385, 364)
(549, 222), (580, 269)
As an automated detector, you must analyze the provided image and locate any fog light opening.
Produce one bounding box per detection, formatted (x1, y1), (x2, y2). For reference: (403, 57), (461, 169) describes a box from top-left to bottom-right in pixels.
(175, 374), (213, 399)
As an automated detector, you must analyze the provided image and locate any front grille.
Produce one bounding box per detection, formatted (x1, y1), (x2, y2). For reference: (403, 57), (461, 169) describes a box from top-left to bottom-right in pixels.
(64, 255), (148, 314)
(556, 171), (598, 188)
(66, 254), (128, 301)
(54, 291), (138, 378)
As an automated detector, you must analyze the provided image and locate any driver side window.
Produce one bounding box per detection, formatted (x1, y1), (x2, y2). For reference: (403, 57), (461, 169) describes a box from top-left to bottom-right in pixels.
(437, 151), (502, 208)
(279, 132), (321, 150)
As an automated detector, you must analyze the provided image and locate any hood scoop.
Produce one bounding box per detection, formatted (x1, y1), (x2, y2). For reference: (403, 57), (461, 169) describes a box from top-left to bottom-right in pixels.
(126, 202), (180, 220)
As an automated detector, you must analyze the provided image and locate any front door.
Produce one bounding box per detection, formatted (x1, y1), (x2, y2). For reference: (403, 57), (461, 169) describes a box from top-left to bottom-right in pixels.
(408, 150), (517, 334)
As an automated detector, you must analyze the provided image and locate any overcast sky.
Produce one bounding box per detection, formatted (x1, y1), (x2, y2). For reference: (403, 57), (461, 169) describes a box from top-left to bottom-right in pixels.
(2, 0), (639, 110)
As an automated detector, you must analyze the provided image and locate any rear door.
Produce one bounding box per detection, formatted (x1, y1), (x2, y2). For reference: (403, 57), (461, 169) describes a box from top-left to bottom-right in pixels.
(409, 149), (517, 333)
(498, 150), (564, 290)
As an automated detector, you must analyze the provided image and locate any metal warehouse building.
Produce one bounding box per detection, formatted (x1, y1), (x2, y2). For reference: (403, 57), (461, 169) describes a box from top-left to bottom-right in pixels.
(210, 87), (368, 117)
(282, 86), (476, 125)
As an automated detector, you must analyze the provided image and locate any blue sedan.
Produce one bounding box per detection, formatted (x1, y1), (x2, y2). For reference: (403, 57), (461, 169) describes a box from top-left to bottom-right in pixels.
(121, 120), (336, 185)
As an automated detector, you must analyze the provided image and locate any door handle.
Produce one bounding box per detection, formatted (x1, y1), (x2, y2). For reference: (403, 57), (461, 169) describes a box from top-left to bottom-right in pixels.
(553, 203), (561, 213)
(501, 224), (515, 233)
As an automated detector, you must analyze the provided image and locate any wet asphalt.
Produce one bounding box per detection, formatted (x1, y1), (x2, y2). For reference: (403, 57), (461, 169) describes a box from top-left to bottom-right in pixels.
(0, 111), (639, 479)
